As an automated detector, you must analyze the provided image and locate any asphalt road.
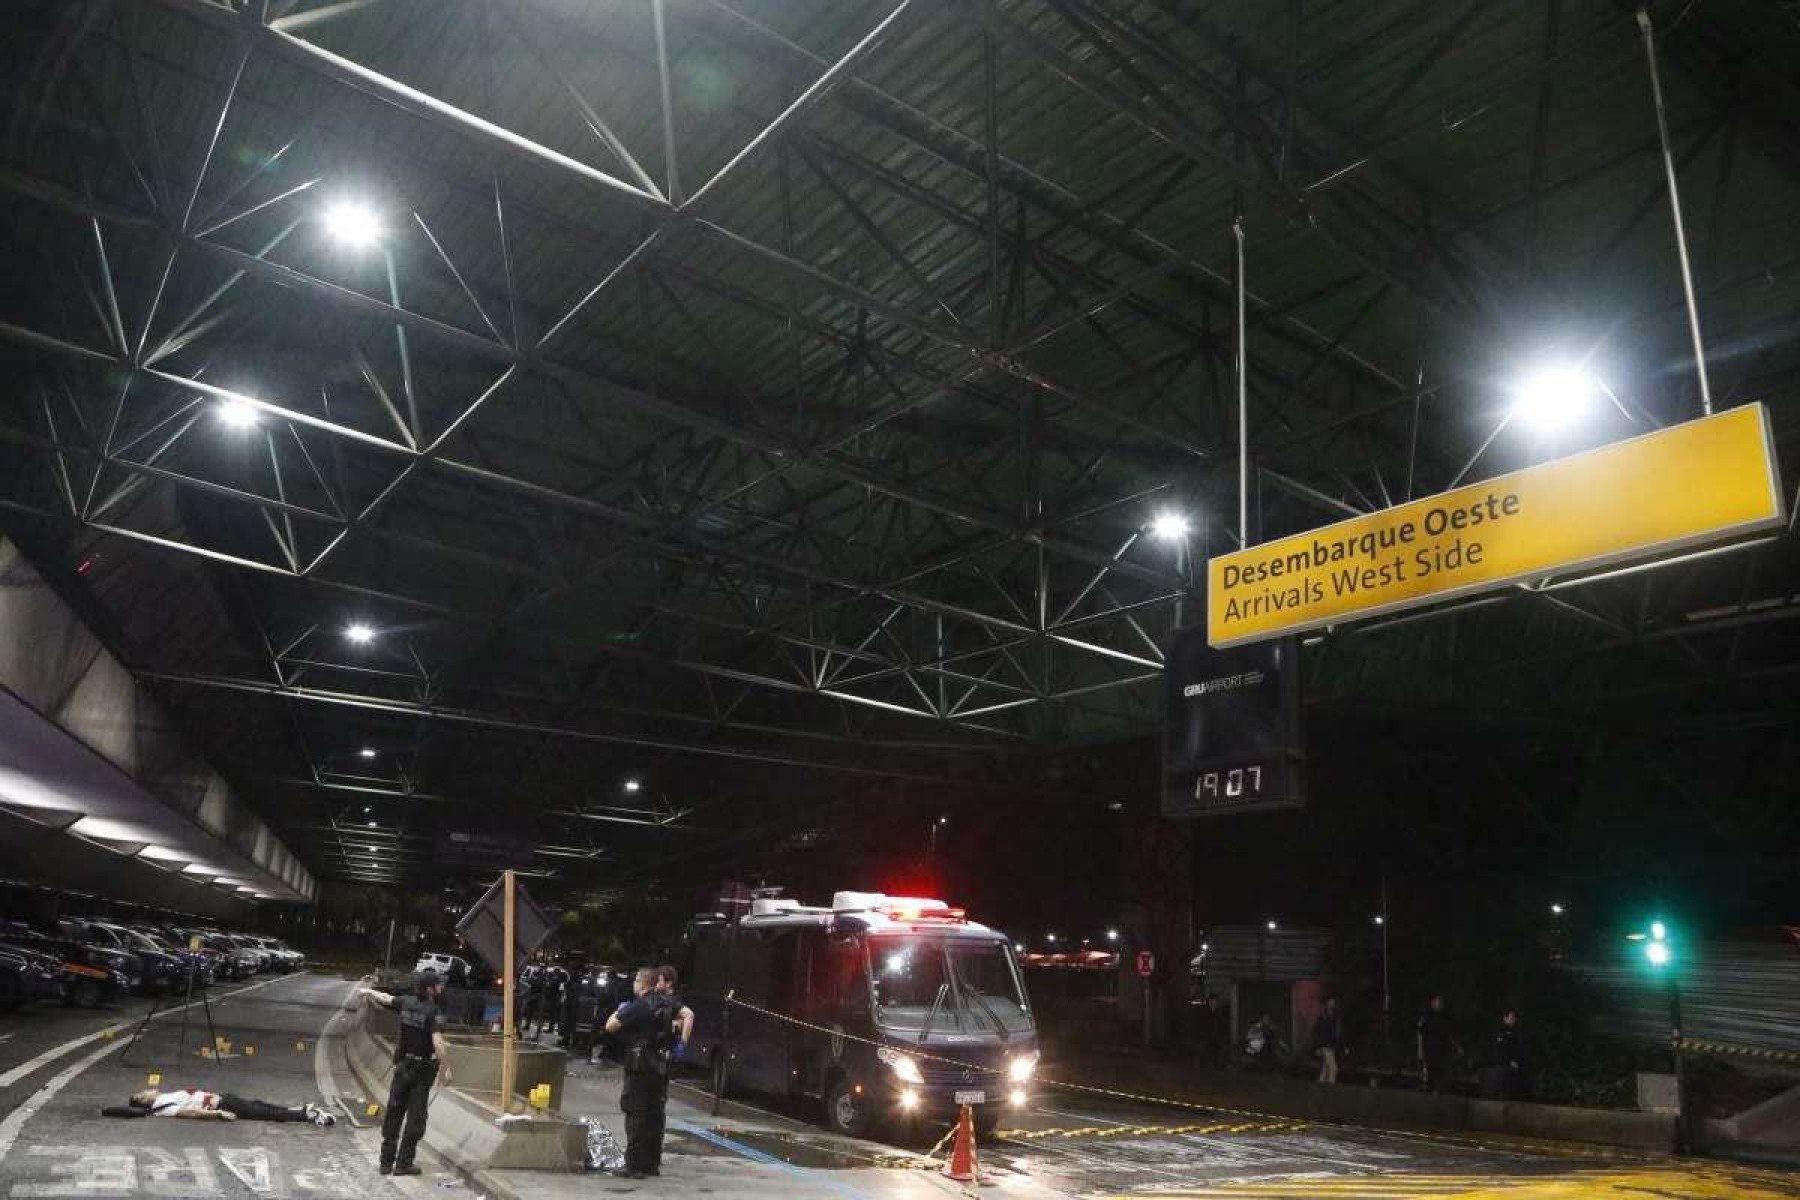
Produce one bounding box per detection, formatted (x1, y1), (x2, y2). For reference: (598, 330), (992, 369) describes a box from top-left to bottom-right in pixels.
(4, 977), (1795, 1199)
(0, 971), (480, 1199)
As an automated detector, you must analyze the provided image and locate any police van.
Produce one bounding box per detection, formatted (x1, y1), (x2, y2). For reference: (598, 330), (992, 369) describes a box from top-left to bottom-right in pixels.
(682, 891), (1037, 1138)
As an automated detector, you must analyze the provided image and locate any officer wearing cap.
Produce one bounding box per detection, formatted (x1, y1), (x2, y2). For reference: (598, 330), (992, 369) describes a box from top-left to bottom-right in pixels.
(360, 974), (454, 1176)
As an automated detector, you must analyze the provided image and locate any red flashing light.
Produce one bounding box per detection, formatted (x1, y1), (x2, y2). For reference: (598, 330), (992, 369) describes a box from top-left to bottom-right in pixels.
(882, 903), (966, 923)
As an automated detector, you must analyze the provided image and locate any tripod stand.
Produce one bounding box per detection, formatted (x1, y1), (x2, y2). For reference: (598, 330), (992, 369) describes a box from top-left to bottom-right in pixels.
(120, 959), (219, 1070)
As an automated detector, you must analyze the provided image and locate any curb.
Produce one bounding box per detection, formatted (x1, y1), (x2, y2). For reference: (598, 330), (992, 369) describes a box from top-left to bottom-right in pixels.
(340, 1009), (585, 1190)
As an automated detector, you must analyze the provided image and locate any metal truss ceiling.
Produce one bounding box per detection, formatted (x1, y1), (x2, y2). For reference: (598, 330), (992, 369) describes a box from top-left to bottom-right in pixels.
(1, 0), (1797, 886)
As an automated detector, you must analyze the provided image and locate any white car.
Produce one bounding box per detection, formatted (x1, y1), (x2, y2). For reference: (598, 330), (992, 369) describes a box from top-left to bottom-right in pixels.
(246, 937), (305, 972)
(414, 953), (469, 980)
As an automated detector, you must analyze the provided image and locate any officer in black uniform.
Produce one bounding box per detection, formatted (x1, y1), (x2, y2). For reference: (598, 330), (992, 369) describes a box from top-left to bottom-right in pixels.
(360, 974), (453, 1176)
(605, 967), (675, 1178)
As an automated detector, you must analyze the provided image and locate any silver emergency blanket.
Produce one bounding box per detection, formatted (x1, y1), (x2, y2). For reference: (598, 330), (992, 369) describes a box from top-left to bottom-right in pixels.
(577, 1117), (625, 1172)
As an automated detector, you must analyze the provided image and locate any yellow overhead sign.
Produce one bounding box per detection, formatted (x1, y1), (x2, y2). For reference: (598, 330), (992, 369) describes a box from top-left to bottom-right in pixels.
(1207, 404), (1784, 647)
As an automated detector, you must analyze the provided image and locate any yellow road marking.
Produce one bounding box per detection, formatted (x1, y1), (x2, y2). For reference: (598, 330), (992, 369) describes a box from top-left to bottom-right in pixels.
(1102, 1165), (1800, 1198)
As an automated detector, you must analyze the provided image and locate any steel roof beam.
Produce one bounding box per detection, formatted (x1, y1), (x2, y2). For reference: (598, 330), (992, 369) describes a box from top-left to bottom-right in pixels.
(138, 669), (1039, 785)
(155, 0), (664, 212)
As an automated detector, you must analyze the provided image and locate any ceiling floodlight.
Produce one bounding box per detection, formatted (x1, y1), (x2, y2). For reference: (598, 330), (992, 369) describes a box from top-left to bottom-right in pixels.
(359, 747), (378, 759)
(624, 779), (642, 794)
(217, 399), (259, 430)
(323, 199), (382, 248)
(345, 622), (377, 645)
(1149, 511), (1191, 541)
(1512, 365), (1596, 431)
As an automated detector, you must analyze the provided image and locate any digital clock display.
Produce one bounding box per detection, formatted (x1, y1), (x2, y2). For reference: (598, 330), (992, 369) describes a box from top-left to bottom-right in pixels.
(1162, 630), (1303, 817)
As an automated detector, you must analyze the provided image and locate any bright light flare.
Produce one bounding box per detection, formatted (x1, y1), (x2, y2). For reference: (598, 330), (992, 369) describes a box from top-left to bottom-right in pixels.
(1149, 511), (1191, 541)
(1512, 365), (1596, 431)
(216, 399), (259, 430)
(323, 200), (382, 248)
(359, 747), (377, 759)
(1266, 920), (1278, 932)
(345, 622), (377, 645)
(1650, 921), (1667, 941)
(1550, 903), (1565, 916)
(623, 779), (642, 794)
(1106, 929), (1119, 941)
(1645, 942), (1670, 966)
(1009, 1089), (1028, 1107)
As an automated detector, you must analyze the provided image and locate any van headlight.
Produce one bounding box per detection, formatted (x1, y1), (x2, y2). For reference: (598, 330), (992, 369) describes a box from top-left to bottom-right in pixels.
(1008, 1050), (1039, 1083)
(876, 1047), (924, 1085)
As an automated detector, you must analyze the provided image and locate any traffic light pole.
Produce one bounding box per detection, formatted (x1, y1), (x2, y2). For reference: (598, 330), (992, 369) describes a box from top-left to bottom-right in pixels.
(1667, 975), (1688, 1155)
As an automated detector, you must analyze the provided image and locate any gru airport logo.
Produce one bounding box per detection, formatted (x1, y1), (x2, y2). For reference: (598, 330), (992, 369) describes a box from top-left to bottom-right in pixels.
(1207, 403), (1785, 648)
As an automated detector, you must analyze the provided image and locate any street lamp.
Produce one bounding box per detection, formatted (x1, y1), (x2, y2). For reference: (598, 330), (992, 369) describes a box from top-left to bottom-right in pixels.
(1551, 903), (1565, 916)
(345, 622), (377, 645)
(1106, 929), (1119, 942)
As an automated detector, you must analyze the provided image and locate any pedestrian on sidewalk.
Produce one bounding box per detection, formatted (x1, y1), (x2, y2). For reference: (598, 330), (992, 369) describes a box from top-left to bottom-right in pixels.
(1200, 994), (1228, 1068)
(1416, 993), (1450, 1092)
(606, 966), (677, 1179)
(1314, 997), (1346, 1084)
(1245, 1011), (1283, 1066)
(1479, 1009), (1528, 1100)
(360, 974), (454, 1176)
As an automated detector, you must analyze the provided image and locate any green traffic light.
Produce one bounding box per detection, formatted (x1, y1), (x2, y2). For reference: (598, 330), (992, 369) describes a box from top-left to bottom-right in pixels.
(1645, 941), (1671, 966)
(1650, 921), (1667, 941)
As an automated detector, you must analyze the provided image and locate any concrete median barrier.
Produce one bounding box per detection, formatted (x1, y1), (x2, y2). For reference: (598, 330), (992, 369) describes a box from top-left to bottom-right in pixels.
(345, 1004), (586, 1172)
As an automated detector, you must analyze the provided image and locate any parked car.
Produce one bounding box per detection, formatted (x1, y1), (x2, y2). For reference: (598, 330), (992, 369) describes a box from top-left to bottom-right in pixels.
(228, 933), (276, 973)
(414, 952), (470, 981)
(0, 924), (131, 1006)
(63, 920), (182, 994)
(0, 940), (62, 1009)
(244, 936), (305, 972)
(126, 927), (214, 989)
(190, 932), (261, 980)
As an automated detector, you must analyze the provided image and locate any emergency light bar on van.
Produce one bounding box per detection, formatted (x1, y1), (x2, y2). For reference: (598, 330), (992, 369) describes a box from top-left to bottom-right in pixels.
(829, 893), (965, 922)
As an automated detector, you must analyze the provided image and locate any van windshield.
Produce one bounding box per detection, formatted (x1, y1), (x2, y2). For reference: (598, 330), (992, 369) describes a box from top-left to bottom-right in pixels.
(869, 936), (1032, 1037)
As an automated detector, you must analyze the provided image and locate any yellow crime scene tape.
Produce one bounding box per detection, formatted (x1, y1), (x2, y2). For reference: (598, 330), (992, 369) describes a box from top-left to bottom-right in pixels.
(718, 996), (1662, 1168)
(1679, 1036), (1800, 1065)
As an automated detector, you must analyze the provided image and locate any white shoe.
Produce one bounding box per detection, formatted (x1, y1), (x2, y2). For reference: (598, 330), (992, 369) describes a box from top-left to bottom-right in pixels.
(305, 1103), (336, 1127)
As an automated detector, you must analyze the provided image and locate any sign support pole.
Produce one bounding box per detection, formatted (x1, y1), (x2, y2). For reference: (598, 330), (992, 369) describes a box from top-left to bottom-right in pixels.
(1233, 215), (1249, 548)
(1635, 7), (1711, 416)
(500, 868), (516, 1115)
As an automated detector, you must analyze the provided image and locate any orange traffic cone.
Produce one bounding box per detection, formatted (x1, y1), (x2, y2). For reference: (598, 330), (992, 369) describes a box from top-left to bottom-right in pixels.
(942, 1103), (979, 1183)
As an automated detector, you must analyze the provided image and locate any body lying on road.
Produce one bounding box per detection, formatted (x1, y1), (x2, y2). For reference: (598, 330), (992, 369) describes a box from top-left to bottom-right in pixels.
(106, 1088), (337, 1125)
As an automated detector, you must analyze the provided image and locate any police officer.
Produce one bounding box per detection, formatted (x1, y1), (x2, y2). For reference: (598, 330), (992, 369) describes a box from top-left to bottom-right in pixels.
(359, 975), (453, 1176)
(605, 967), (675, 1178)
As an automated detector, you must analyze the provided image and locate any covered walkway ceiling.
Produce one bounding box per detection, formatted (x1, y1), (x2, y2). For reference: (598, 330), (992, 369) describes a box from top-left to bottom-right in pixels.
(1, 0), (1797, 886)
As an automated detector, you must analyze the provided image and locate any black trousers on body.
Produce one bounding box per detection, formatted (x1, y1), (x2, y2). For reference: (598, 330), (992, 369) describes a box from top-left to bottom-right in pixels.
(381, 1057), (438, 1168)
(621, 1072), (668, 1174)
(219, 1094), (309, 1122)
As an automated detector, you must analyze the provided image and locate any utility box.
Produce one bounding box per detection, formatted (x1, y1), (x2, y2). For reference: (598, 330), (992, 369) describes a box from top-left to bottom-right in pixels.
(1636, 1072), (1680, 1114)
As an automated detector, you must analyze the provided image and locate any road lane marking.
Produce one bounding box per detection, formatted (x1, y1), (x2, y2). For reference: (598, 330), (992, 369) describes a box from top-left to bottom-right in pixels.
(0, 974), (292, 1167)
(0, 975), (287, 1089)
(217, 1147), (276, 1194)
